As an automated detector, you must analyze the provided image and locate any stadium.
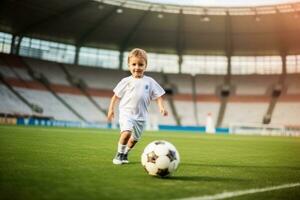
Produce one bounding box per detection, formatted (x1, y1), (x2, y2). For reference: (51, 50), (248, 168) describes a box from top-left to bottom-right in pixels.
(0, 0), (300, 199)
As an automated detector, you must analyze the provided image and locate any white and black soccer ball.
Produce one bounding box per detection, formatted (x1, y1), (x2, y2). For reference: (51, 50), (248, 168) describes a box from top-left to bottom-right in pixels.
(141, 140), (180, 177)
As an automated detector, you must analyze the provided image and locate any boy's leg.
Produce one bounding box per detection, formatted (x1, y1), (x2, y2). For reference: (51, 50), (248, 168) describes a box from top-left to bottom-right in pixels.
(122, 137), (138, 164)
(113, 131), (131, 165)
(119, 120), (145, 164)
(127, 136), (138, 148)
(119, 131), (131, 145)
(123, 120), (145, 163)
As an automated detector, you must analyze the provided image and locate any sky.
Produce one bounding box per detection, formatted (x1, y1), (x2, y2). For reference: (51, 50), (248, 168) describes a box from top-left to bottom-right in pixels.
(141, 0), (299, 7)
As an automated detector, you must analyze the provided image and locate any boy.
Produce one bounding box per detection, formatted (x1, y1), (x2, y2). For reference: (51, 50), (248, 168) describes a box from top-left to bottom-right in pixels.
(107, 48), (168, 165)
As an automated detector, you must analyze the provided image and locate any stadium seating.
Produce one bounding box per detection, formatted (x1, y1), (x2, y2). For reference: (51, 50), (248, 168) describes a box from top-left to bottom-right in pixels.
(0, 60), (32, 81)
(174, 100), (197, 125)
(0, 63), (17, 78)
(1, 54), (300, 127)
(58, 93), (106, 122)
(223, 102), (268, 126)
(0, 84), (32, 115)
(14, 87), (80, 121)
(167, 74), (193, 94)
(92, 96), (111, 109)
(23, 58), (70, 85)
(197, 102), (220, 126)
(285, 74), (300, 94)
(272, 94), (300, 125)
(149, 100), (176, 125)
(64, 64), (127, 89)
(272, 102), (300, 125)
(195, 75), (224, 94)
(231, 75), (280, 95)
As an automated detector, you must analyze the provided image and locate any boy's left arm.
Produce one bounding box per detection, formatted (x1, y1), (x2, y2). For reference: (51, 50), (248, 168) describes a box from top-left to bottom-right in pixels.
(156, 96), (168, 116)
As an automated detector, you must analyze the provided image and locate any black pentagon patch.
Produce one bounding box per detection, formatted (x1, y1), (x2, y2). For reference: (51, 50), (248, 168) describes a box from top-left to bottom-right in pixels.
(147, 151), (158, 163)
(154, 141), (165, 145)
(157, 168), (170, 177)
(167, 150), (177, 162)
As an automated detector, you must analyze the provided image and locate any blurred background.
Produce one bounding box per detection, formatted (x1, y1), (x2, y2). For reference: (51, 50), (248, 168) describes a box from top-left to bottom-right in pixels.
(0, 0), (300, 136)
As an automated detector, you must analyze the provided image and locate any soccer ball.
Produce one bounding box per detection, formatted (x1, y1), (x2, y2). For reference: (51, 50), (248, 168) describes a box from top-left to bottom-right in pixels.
(141, 140), (180, 177)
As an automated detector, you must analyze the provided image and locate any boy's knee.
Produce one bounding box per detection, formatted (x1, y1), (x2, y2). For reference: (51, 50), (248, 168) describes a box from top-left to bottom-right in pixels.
(121, 130), (131, 138)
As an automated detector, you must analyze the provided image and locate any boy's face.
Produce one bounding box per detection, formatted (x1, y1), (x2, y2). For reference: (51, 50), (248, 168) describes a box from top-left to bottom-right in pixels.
(128, 56), (147, 78)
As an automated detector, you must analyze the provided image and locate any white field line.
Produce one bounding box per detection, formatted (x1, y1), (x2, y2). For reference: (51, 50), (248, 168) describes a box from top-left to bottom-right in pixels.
(178, 182), (300, 200)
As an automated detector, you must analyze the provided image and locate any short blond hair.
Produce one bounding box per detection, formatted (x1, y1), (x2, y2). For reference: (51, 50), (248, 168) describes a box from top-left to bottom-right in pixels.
(128, 48), (148, 65)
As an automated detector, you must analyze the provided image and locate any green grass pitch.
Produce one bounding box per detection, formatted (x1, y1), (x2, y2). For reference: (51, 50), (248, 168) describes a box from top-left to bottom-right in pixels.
(0, 125), (300, 200)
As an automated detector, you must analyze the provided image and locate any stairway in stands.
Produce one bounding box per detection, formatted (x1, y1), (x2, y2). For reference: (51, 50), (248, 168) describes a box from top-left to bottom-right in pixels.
(0, 54), (43, 114)
(162, 74), (181, 126)
(263, 74), (286, 124)
(191, 75), (199, 126)
(216, 75), (232, 127)
(0, 71), (41, 113)
(59, 63), (107, 116)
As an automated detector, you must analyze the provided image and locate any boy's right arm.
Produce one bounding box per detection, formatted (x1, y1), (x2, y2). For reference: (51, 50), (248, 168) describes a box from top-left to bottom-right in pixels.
(107, 94), (120, 122)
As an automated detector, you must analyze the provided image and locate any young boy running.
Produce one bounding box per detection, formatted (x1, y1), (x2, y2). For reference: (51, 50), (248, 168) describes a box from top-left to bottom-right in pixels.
(107, 48), (168, 165)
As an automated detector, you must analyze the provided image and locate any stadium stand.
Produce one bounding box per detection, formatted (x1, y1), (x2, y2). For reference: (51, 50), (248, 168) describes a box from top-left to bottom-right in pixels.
(167, 74), (193, 94)
(231, 75), (280, 95)
(0, 84), (32, 115)
(285, 74), (300, 94)
(174, 100), (197, 126)
(197, 101), (220, 126)
(58, 93), (106, 122)
(14, 87), (81, 121)
(92, 96), (111, 110)
(223, 102), (269, 126)
(0, 0), (299, 135)
(195, 75), (224, 94)
(0, 63), (16, 78)
(272, 96), (300, 125)
(23, 58), (70, 86)
(64, 64), (127, 90)
(1, 53), (300, 128)
(149, 100), (176, 125)
(273, 102), (300, 125)
(0, 54), (32, 81)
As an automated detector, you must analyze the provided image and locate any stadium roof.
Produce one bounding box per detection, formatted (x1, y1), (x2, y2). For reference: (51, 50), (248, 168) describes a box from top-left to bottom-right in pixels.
(140, 0), (299, 7)
(0, 0), (300, 55)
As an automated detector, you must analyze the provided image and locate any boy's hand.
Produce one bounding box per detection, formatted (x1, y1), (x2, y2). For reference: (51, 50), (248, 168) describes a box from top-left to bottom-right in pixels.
(160, 108), (168, 116)
(107, 109), (114, 122)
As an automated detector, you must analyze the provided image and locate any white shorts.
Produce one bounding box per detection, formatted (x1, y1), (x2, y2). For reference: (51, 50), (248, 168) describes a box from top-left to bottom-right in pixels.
(119, 118), (146, 141)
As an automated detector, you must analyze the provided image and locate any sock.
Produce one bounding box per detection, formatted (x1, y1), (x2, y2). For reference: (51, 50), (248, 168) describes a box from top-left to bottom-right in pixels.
(117, 143), (126, 154)
(124, 146), (132, 155)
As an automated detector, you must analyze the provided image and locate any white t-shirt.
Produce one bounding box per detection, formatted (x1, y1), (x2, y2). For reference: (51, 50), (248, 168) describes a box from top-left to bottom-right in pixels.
(113, 75), (165, 121)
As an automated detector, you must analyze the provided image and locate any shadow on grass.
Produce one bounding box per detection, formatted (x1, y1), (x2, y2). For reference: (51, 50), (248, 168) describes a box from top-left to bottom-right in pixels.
(165, 175), (247, 182)
(127, 161), (140, 165)
(183, 163), (300, 171)
(129, 162), (300, 171)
